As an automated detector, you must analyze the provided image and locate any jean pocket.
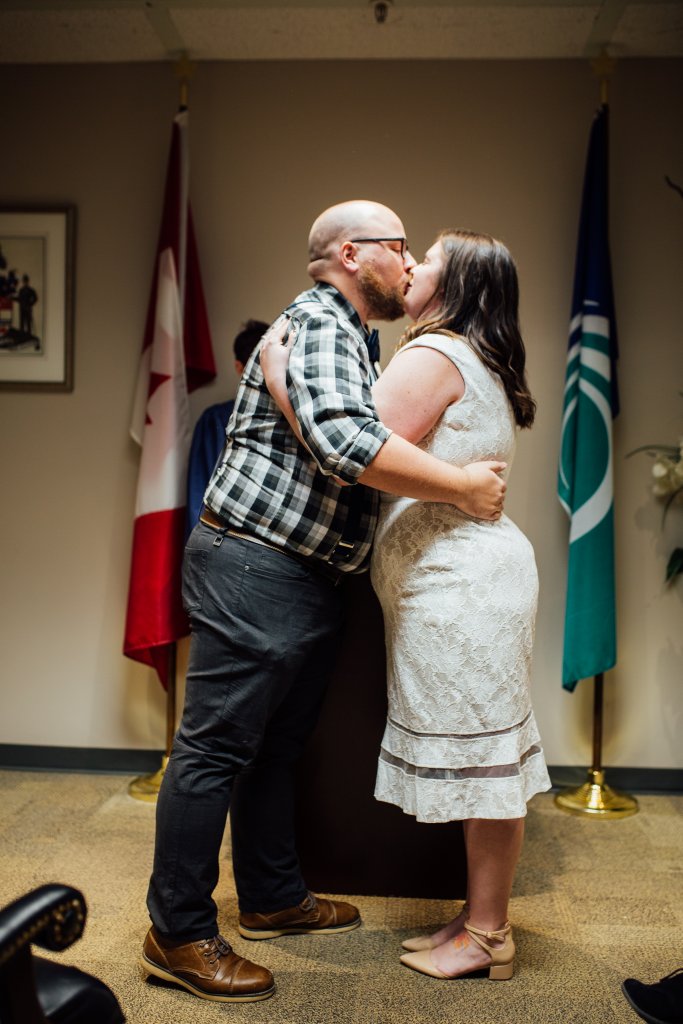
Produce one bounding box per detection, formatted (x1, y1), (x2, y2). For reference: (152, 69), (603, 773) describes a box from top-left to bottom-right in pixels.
(246, 544), (312, 582)
(182, 547), (208, 613)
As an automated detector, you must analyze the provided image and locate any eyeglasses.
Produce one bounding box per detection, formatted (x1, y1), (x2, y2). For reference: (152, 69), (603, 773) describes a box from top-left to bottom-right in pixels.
(349, 237), (408, 259)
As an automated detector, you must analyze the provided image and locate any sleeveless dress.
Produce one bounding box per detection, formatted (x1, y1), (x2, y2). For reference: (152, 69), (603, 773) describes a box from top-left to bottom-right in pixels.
(371, 334), (551, 822)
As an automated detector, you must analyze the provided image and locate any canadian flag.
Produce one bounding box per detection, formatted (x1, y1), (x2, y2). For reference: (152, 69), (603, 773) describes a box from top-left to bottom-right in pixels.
(124, 110), (215, 688)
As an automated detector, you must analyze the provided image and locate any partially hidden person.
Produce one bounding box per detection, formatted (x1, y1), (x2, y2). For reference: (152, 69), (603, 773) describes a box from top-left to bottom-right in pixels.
(186, 319), (268, 536)
(622, 968), (683, 1024)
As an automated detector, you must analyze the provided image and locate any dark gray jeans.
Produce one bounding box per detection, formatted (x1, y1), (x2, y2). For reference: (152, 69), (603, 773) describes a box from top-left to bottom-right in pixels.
(147, 523), (343, 941)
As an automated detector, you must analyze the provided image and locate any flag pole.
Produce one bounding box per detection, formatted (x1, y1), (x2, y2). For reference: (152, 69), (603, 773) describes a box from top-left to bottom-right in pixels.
(555, 672), (637, 817)
(165, 643), (178, 757)
(174, 51), (195, 112)
(128, 58), (195, 804)
(128, 645), (177, 802)
(554, 52), (637, 819)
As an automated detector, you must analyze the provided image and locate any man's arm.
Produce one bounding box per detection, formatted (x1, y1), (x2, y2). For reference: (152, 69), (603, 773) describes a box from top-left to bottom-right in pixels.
(286, 312), (390, 482)
(359, 434), (506, 519)
(262, 315), (505, 519)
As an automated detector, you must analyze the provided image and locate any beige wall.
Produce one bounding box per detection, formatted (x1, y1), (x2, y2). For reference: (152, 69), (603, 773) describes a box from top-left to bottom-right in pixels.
(0, 59), (681, 767)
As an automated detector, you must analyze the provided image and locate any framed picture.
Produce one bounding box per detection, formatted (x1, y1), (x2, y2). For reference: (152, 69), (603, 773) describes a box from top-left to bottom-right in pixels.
(0, 205), (75, 392)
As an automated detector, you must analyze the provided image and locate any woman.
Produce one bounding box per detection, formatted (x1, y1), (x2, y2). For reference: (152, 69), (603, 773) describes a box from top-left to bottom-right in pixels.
(263, 229), (551, 981)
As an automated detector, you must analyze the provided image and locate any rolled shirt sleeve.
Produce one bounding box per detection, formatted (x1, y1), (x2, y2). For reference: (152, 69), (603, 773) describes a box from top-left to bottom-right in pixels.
(287, 312), (391, 484)
(204, 283), (388, 573)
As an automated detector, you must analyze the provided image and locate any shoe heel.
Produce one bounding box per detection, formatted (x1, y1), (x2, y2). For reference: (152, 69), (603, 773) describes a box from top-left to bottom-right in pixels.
(488, 961), (514, 981)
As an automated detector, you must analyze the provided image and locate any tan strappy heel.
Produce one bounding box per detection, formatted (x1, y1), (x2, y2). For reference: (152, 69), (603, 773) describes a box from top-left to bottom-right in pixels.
(463, 922), (515, 980)
(401, 903), (470, 953)
(400, 921), (514, 980)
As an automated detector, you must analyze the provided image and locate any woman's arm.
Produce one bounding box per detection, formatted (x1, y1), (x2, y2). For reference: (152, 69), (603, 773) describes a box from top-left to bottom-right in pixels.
(259, 316), (307, 448)
(261, 321), (506, 518)
(371, 344), (465, 444)
(259, 316), (348, 483)
(359, 346), (506, 516)
(262, 325), (464, 448)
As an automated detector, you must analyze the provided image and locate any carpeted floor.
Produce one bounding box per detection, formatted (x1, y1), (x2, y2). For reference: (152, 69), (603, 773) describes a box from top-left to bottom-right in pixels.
(1, 770), (681, 1023)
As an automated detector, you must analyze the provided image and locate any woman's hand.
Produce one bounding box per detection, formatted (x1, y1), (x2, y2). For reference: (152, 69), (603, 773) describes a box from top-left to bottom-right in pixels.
(260, 314), (295, 402)
(259, 315), (310, 449)
(259, 314), (347, 486)
(459, 461), (507, 520)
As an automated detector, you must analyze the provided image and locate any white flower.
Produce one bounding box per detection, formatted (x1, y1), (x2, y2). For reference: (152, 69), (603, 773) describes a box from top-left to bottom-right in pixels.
(630, 400), (683, 584)
(650, 453), (682, 499)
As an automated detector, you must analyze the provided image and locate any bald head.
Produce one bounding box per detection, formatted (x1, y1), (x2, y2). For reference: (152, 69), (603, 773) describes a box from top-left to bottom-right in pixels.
(307, 200), (404, 278)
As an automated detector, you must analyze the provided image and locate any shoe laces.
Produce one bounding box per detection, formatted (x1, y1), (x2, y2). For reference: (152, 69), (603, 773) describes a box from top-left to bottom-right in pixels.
(300, 892), (317, 912)
(200, 935), (232, 965)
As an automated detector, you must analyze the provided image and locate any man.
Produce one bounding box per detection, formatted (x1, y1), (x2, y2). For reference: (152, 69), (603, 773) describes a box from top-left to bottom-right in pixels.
(17, 273), (38, 341)
(186, 318), (268, 535)
(142, 200), (507, 1004)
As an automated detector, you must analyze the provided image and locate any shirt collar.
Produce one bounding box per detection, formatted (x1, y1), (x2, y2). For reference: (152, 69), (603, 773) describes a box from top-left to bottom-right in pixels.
(311, 281), (372, 340)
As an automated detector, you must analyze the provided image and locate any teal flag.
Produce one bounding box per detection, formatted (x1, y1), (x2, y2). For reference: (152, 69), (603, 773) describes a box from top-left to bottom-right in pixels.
(558, 104), (619, 692)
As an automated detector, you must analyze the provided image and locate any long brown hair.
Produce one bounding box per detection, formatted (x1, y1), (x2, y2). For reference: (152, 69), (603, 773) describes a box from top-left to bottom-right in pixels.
(401, 230), (536, 428)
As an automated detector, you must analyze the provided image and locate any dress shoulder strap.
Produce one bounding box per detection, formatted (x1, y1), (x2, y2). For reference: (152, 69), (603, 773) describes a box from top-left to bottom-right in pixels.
(399, 331), (480, 370)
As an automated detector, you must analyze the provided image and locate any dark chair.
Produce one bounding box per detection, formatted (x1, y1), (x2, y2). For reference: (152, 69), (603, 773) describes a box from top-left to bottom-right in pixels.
(0, 884), (125, 1024)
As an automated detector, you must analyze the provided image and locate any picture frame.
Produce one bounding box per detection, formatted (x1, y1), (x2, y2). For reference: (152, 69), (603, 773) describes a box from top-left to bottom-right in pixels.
(0, 205), (75, 392)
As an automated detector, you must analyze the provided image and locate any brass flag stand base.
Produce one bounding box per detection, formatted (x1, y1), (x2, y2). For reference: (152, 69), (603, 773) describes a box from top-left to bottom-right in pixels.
(128, 645), (177, 804)
(554, 673), (638, 820)
(128, 755), (169, 803)
(554, 768), (638, 819)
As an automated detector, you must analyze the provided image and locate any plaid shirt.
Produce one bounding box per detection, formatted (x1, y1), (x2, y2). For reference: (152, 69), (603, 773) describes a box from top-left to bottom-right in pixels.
(204, 283), (391, 573)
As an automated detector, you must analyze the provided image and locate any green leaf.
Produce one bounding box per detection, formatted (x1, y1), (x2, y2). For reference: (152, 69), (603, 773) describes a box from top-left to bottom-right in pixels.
(666, 548), (683, 583)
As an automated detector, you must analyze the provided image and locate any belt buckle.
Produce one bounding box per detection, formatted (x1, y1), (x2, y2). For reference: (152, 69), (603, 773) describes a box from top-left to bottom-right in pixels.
(199, 507), (229, 545)
(328, 539), (355, 566)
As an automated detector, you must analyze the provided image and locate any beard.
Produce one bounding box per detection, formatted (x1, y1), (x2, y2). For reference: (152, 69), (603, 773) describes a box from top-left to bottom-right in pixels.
(357, 263), (406, 321)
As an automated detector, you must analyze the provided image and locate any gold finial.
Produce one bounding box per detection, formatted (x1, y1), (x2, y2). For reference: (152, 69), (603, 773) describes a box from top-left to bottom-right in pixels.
(590, 49), (616, 105)
(174, 52), (195, 110)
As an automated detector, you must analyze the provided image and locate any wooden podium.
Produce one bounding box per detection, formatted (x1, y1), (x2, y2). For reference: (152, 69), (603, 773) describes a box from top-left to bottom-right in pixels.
(294, 572), (467, 899)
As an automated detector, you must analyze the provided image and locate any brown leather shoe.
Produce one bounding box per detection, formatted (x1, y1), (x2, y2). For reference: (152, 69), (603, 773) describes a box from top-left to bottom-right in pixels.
(238, 891), (361, 940)
(141, 927), (275, 1002)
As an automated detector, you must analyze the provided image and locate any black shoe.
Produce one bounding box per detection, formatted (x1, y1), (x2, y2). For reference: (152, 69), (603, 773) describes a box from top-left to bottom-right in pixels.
(622, 968), (683, 1024)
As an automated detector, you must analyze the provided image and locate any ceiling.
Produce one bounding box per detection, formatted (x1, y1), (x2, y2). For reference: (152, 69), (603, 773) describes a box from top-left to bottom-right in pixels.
(0, 0), (682, 63)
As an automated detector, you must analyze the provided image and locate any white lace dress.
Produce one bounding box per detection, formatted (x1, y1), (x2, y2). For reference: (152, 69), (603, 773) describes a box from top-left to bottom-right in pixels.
(371, 334), (551, 822)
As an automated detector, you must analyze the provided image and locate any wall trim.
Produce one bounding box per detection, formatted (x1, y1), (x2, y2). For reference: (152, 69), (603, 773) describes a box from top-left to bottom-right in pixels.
(548, 765), (683, 794)
(0, 745), (164, 774)
(0, 746), (681, 791)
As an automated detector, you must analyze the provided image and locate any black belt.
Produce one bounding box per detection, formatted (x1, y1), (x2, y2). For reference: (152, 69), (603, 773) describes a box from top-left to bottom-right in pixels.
(326, 479), (366, 567)
(199, 508), (345, 586)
